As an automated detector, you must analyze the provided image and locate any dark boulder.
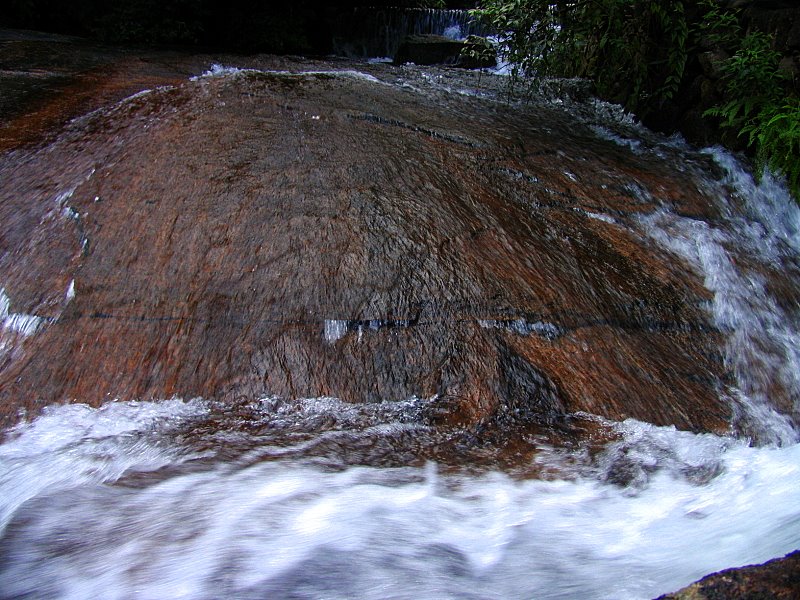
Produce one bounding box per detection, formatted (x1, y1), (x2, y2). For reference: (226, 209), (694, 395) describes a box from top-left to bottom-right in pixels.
(657, 550), (800, 599)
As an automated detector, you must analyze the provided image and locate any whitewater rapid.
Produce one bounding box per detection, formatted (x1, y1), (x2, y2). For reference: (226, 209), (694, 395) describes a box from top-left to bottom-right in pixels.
(0, 397), (798, 599)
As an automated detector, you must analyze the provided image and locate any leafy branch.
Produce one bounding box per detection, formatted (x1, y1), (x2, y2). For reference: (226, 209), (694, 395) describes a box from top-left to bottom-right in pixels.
(470, 0), (689, 114)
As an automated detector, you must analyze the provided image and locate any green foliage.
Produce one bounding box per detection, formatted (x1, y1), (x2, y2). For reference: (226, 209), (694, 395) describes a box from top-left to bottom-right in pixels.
(718, 31), (784, 101)
(469, 0), (544, 82)
(695, 0), (741, 48)
(703, 22), (798, 199)
(460, 35), (498, 69)
(471, 0), (689, 114)
(5, 1), (319, 52)
(474, 0), (798, 201)
(703, 30), (785, 130)
(90, 0), (206, 44)
(745, 100), (800, 198)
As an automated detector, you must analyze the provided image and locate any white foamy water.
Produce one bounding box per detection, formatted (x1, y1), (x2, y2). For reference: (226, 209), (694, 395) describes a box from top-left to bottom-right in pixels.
(0, 287), (44, 349)
(193, 64), (384, 85)
(591, 125), (643, 154)
(639, 149), (800, 445)
(65, 278), (75, 303)
(479, 318), (562, 339)
(324, 319), (348, 343)
(0, 400), (798, 600)
(0, 398), (210, 532)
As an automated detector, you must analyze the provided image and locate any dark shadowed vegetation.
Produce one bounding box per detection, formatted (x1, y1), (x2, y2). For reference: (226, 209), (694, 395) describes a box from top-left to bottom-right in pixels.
(4, 0), (797, 198)
(4, 1), (478, 53)
(471, 0), (799, 199)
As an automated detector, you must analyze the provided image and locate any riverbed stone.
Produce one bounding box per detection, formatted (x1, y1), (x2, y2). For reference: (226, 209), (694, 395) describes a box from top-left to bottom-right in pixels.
(0, 35), (738, 449)
(656, 550), (800, 600)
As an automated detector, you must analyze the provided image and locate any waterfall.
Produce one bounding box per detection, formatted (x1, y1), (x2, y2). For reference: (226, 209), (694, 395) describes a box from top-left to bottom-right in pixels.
(331, 7), (488, 59)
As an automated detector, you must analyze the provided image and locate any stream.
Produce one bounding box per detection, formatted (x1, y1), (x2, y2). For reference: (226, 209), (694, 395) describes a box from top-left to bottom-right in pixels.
(0, 58), (798, 599)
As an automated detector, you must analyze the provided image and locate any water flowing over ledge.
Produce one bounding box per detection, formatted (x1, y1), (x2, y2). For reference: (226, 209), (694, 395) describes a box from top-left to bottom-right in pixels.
(1, 49), (799, 599)
(0, 398), (798, 599)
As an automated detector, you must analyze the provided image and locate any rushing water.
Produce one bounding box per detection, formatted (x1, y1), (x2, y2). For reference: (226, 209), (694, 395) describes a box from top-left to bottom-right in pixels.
(0, 399), (798, 599)
(1, 64), (799, 599)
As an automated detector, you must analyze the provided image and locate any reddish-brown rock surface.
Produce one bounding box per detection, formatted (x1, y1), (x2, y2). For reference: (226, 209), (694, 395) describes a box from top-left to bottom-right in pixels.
(0, 32), (733, 447)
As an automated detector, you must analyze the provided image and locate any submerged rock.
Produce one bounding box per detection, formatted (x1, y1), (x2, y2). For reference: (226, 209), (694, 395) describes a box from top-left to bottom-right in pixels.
(658, 550), (800, 599)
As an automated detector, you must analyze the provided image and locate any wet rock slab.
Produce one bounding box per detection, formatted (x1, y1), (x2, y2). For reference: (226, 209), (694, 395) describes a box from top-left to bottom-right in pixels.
(657, 550), (800, 600)
(0, 36), (735, 461)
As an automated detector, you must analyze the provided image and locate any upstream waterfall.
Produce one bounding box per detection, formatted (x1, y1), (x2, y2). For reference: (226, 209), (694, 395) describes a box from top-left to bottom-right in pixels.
(0, 60), (798, 599)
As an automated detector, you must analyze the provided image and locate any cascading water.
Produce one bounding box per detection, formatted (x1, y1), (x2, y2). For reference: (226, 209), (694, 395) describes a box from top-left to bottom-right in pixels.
(639, 151), (800, 446)
(1, 401), (798, 599)
(0, 61), (799, 599)
(331, 7), (487, 60)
